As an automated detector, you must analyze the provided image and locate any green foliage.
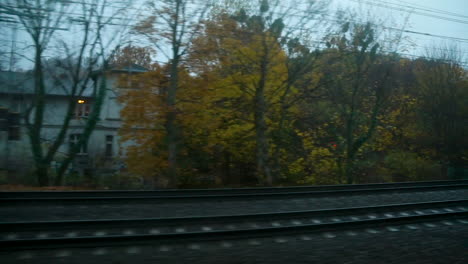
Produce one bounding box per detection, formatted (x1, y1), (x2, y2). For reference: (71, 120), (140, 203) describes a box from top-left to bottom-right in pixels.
(381, 151), (441, 181)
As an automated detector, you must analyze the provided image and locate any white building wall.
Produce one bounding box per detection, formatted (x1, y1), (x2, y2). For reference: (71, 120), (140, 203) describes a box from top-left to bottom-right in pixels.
(0, 70), (135, 179)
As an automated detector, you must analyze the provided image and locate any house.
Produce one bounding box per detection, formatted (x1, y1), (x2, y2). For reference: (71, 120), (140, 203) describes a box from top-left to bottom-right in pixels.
(0, 64), (148, 183)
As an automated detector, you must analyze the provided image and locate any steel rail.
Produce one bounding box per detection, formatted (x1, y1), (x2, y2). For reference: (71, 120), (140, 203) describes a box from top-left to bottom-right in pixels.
(1, 183), (467, 204)
(1, 211), (466, 251)
(1, 199), (467, 240)
(2, 180), (467, 198)
(1, 199), (466, 233)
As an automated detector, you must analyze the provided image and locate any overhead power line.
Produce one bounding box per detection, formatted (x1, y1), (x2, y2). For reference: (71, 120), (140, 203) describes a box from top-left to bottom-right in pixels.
(350, 0), (468, 25)
(383, 27), (468, 43)
(2, 5), (468, 46)
(1, 1), (467, 67)
(381, 0), (468, 19)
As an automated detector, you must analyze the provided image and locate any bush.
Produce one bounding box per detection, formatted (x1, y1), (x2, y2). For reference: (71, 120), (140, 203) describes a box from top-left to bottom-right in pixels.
(382, 151), (441, 181)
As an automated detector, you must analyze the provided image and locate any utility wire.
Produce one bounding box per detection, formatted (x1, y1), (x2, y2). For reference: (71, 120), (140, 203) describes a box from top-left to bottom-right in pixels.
(375, 0), (468, 19)
(1, 1), (467, 66)
(350, 0), (468, 25)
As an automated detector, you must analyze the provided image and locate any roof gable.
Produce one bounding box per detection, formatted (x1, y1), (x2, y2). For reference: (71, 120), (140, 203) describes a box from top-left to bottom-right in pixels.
(108, 64), (149, 73)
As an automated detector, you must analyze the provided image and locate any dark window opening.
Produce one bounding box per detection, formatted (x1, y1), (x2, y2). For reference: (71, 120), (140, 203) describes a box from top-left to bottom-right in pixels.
(105, 135), (113, 157)
(69, 134), (87, 154)
(7, 112), (20, 140)
(8, 126), (20, 140)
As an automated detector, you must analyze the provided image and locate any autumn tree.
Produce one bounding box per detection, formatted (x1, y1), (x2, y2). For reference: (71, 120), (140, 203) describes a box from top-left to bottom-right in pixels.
(413, 46), (468, 178)
(318, 21), (399, 184)
(133, 0), (210, 187)
(119, 65), (169, 186)
(109, 44), (156, 69)
(117, 1), (464, 188)
(187, 0), (327, 186)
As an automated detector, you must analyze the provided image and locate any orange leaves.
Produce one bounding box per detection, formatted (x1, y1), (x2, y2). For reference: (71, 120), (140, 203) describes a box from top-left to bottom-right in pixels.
(117, 66), (170, 178)
(109, 45), (156, 70)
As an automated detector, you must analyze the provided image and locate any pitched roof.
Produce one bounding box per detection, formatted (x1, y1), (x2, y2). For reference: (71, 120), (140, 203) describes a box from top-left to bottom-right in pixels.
(108, 64), (149, 73)
(0, 71), (94, 97)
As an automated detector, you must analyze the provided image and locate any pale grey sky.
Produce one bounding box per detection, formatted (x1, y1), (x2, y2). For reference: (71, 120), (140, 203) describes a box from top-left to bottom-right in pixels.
(334, 0), (468, 60)
(1, 0), (467, 69)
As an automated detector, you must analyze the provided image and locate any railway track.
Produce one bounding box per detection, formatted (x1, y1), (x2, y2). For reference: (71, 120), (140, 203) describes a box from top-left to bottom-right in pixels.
(1, 181), (467, 205)
(0, 202), (466, 261)
(1, 180), (466, 263)
(2, 213), (465, 264)
(2, 179), (467, 199)
(1, 199), (466, 242)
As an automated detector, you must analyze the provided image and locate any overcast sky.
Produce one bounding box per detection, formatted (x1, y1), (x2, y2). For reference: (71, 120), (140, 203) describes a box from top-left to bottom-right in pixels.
(335, 0), (468, 59)
(1, 0), (467, 70)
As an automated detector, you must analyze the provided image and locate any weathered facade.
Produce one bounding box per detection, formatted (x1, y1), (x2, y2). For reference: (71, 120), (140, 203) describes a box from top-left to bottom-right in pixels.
(0, 65), (147, 183)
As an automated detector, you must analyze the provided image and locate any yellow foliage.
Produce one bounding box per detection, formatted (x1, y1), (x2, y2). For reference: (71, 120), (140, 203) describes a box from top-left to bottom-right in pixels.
(297, 130), (340, 184)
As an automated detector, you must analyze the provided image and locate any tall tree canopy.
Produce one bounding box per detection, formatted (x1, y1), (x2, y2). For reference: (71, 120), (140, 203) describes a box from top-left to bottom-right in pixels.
(117, 1), (467, 188)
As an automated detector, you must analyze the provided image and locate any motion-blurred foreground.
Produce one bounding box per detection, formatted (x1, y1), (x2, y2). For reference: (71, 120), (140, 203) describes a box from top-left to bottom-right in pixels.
(1, 180), (467, 263)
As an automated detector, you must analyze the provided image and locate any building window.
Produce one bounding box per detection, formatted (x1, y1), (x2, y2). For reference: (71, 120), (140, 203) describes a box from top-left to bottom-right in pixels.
(7, 112), (20, 141)
(11, 101), (22, 113)
(69, 134), (87, 154)
(105, 135), (113, 157)
(8, 126), (20, 140)
(74, 99), (90, 118)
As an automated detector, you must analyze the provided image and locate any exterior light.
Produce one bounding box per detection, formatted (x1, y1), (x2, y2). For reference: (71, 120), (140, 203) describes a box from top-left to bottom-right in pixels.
(78, 99), (85, 104)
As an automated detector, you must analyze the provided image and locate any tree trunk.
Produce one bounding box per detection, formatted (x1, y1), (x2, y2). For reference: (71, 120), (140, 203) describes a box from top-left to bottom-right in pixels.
(255, 37), (272, 186)
(222, 151), (231, 185)
(36, 164), (49, 186)
(344, 112), (355, 185)
(54, 75), (107, 185)
(29, 45), (48, 186)
(166, 57), (179, 188)
(345, 155), (354, 184)
(271, 89), (290, 183)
